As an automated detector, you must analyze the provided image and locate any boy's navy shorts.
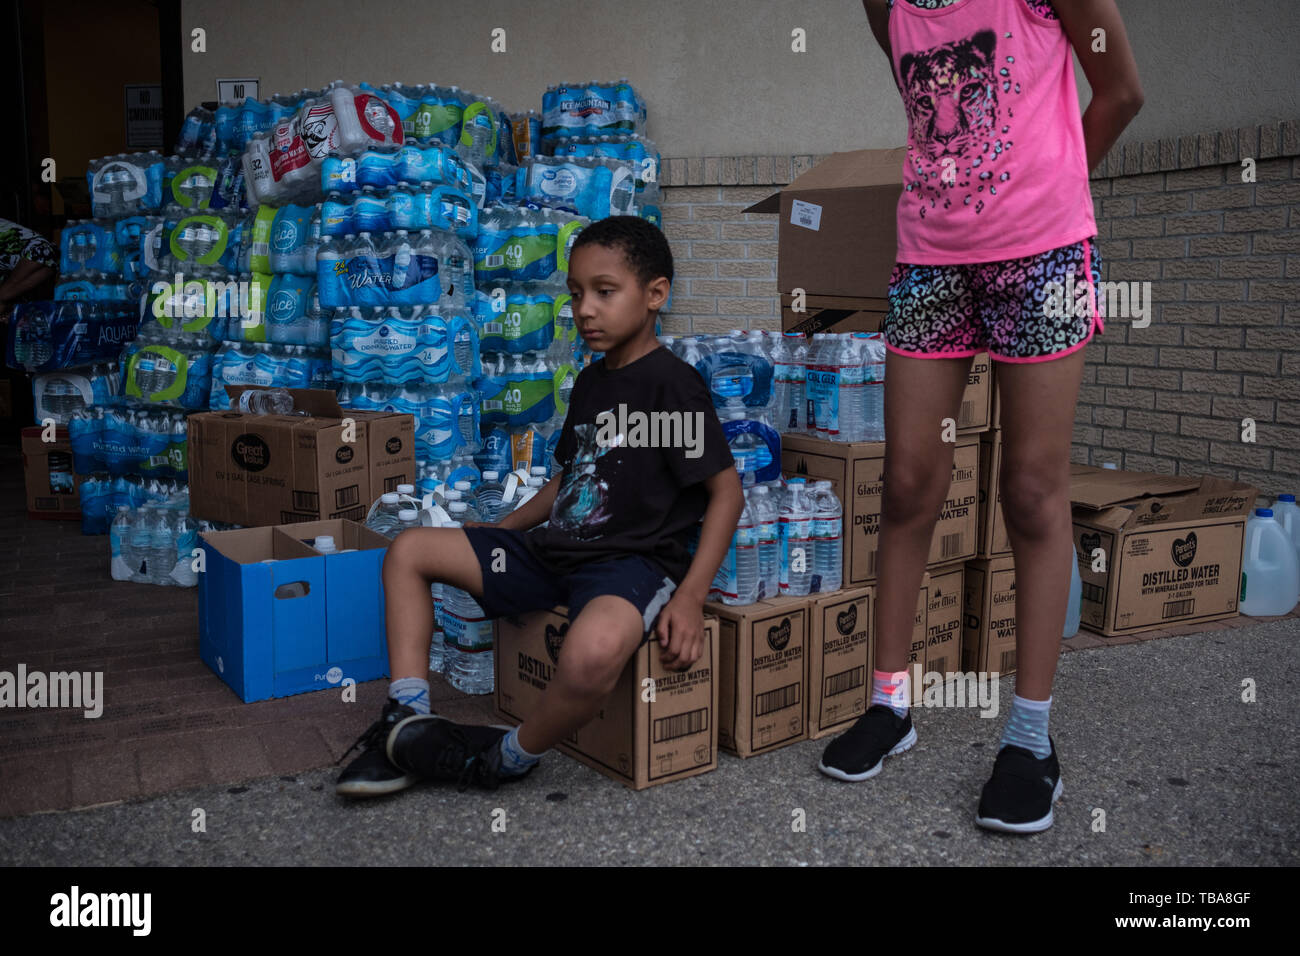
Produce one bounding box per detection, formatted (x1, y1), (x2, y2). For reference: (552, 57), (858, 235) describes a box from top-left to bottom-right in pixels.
(461, 527), (678, 644)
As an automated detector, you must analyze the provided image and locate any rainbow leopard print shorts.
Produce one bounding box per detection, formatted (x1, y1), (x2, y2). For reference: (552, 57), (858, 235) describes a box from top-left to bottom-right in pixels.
(883, 236), (1104, 363)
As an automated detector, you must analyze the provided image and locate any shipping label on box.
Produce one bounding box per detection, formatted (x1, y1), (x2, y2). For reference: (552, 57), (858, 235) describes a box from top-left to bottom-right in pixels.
(806, 587), (872, 739)
(962, 556), (1018, 676)
(495, 609), (719, 790)
(711, 598), (808, 757)
(783, 434), (978, 586)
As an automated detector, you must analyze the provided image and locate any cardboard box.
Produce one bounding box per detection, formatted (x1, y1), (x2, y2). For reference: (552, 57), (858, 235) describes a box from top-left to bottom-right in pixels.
(187, 387), (414, 527)
(709, 597), (809, 757)
(197, 519), (391, 702)
(744, 147), (906, 300)
(494, 609), (719, 790)
(21, 425), (84, 520)
(962, 555), (1019, 676)
(782, 433), (979, 586)
(1070, 467), (1257, 637)
(977, 428), (1012, 557)
(924, 561), (965, 678)
(805, 587), (872, 739)
(780, 293), (887, 336)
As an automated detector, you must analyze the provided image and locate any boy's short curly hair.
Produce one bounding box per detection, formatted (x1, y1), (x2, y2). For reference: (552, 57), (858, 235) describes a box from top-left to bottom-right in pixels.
(568, 215), (673, 290)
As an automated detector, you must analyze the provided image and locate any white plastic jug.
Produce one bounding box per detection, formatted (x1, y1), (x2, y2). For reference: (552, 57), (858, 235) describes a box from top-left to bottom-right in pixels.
(1240, 508), (1300, 616)
(1064, 541), (1082, 638)
(1271, 494), (1300, 565)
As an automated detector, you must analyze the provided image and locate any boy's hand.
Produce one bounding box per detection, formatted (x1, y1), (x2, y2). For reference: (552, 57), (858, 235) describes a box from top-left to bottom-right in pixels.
(654, 590), (706, 671)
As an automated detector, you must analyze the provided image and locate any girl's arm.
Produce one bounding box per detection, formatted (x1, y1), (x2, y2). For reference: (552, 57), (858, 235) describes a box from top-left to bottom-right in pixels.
(1055, 0), (1146, 172)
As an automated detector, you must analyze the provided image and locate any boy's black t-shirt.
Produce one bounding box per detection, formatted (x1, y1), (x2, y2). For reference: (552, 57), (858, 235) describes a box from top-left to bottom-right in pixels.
(525, 346), (734, 583)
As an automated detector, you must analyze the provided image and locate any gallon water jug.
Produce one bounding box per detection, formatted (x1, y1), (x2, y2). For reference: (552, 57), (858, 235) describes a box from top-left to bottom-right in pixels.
(1240, 508), (1300, 616)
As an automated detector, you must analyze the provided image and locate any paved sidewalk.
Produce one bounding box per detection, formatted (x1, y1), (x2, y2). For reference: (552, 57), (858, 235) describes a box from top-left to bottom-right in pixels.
(2, 618), (1296, 866)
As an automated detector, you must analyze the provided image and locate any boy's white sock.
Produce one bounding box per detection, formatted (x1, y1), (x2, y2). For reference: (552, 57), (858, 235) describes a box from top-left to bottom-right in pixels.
(389, 677), (431, 715)
(498, 727), (543, 776)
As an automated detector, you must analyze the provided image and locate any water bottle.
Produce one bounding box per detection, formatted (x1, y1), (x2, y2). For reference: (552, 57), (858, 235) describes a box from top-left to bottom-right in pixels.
(394, 508), (421, 536)
(744, 487), (773, 600)
(860, 332), (886, 441)
(109, 506), (134, 582)
(441, 521), (495, 694)
(152, 509), (179, 587)
(779, 478), (815, 596)
(129, 504), (154, 582)
(1240, 508), (1300, 616)
(810, 480), (843, 593)
(476, 470), (505, 523)
(238, 386), (295, 415)
(430, 577), (446, 674)
(722, 495), (760, 606)
(726, 409), (762, 487)
(365, 492), (404, 537)
(836, 335), (864, 443)
(1064, 542), (1082, 638)
(448, 498), (481, 525)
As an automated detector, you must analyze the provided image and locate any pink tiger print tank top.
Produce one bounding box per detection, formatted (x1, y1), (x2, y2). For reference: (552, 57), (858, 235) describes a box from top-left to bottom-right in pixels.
(887, 0), (1097, 263)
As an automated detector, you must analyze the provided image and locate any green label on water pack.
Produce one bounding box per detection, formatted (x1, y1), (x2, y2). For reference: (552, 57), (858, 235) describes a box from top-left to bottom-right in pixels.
(553, 363), (577, 417)
(414, 103), (462, 139)
(458, 101), (499, 159)
(248, 206), (276, 274)
(557, 221), (584, 273)
(127, 345), (188, 402)
(171, 165), (218, 208)
(170, 215), (229, 265)
(503, 378), (553, 418)
(503, 232), (554, 274)
(502, 299), (553, 343)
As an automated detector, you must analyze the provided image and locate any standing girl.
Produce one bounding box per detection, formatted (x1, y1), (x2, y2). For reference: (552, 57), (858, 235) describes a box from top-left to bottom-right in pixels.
(819, 0), (1143, 834)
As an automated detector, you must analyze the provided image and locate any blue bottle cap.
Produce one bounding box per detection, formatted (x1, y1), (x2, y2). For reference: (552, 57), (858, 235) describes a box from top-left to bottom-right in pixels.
(1279, 494), (1296, 502)
(1256, 508), (1273, 517)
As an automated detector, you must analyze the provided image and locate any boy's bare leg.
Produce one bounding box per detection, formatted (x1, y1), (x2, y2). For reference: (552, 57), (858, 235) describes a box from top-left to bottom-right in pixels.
(514, 595), (647, 754)
(381, 527), (486, 681)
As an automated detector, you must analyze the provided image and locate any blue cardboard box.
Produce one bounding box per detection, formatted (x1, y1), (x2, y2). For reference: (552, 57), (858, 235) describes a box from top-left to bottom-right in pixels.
(198, 519), (391, 702)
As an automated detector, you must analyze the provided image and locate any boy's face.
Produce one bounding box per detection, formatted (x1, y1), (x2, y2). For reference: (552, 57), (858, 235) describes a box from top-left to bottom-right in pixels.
(567, 243), (669, 354)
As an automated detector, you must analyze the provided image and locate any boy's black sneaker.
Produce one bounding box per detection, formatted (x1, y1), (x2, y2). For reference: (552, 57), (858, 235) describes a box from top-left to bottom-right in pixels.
(975, 737), (1063, 834)
(387, 717), (532, 789)
(818, 704), (917, 781)
(335, 698), (421, 797)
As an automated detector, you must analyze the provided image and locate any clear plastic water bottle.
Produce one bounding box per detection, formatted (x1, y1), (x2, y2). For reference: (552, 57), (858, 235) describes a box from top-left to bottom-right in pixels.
(394, 508), (421, 536)
(726, 409), (762, 487)
(722, 494), (760, 606)
(811, 480), (843, 593)
(109, 505), (134, 582)
(366, 492), (403, 537)
(1240, 508), (1300, 616)
(129, 504), (154, 583)
(148, 508), (176, 587)
(448, 498), (481, 525)
(476, 470), (505, 523)
(750, 485), (780, 601)
(837, 335), (864, 443)
(441, 520), (495, 694)
(859, 332), (886, 441)
(429, 578), (446, 674)
(779, 478), (815, 596)
(238, 387), (295, 415)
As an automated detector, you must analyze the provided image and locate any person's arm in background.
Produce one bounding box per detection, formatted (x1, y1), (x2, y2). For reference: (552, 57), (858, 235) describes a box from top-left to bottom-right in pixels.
(0, 258), (56, 322)
(1054, 0), (1145, 172)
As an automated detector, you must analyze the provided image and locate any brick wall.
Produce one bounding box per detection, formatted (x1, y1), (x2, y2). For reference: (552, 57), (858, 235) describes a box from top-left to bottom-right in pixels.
(658, 119), (1300, 496)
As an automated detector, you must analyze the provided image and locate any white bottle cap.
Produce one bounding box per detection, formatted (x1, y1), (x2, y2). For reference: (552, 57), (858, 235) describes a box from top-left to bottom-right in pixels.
(398, 509), (419, 522)
(482, 471), (499, 480)
(315, 535), (337, 553)
(382, 492), (400, 503)
(530, 467), (547, 476)
(449, 502), (467, 513)
(396, 484), (415, 495)
(454, 481), (472, 491)
(445, 489), (462, 501)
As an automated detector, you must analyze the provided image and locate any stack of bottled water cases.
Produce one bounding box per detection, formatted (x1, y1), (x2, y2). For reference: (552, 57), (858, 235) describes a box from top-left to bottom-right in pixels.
(771, 330), (887, 442)
(538, 79), (660, 225)
(107, 488), (208, 588)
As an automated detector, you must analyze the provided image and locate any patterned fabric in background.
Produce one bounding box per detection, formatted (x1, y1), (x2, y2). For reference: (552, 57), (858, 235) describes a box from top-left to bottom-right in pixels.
(0, 218), (58, 278)
(887, 0), (1059, 19)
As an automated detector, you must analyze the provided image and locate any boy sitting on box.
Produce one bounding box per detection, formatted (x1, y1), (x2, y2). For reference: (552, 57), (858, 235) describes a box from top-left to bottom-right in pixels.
(336, 216), (742, 795)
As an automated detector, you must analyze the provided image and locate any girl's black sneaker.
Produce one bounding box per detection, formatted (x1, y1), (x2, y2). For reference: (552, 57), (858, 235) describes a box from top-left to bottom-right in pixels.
(818, 704), (917, 781)
(975, 737), (1063, 834)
